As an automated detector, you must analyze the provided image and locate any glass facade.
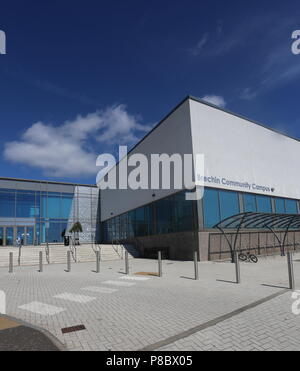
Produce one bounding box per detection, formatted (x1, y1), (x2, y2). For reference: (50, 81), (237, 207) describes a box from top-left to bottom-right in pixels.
(219, 190), (240, 221)
(1, 178), (299, 246)
(0, 182), (99, 246)
(256, 195), (272, 213)
(243, 194), (257, 212)
(103, 186), (300, 242)
(102, 190), (198, 242)
(203, 189), (220, 228)
(203, 188), (242, 228)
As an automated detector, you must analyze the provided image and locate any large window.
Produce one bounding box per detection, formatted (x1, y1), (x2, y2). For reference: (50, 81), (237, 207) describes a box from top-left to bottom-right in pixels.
(203, 189), (220, 228)
(42, 193), (61, 218)
(256, 195), (272, 213)
(156, 197), (174, 235)
(275, 198), (285, 214)
(219, 191), (240, 220)
(135, 206), (149, 237)
(244, 194), (257, 212)
(61, 195), (73, 219)
(285, 199), (298, 214)
(102, 190), (197, 242)
(203, 189), (240, 228)
(0, 190), (15, 217)
(174, 191), (195, 232)
(16, 191), (37, 218)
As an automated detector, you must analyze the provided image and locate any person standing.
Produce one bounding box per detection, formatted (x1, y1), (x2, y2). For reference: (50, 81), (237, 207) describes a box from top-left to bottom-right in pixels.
(16, 236), (22, 248)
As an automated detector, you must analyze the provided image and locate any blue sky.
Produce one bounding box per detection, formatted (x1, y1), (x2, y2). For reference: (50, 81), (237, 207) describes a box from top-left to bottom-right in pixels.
(0, 0), (300, 184)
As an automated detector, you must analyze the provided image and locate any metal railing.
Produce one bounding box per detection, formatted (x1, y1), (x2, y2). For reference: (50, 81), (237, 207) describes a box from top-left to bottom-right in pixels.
(45, 243), (50, 264)
(69, 237), (77, 262)
(111, 238), (124, 259)
(91, 234), (100, 255)
(208, 230), (300, 261)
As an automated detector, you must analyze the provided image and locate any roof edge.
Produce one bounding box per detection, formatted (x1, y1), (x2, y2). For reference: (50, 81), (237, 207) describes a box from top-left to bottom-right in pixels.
(0, 177), (97, 188)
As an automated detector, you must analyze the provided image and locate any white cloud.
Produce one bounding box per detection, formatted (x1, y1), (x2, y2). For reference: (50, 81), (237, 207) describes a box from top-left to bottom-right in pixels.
(4, 105), (151, 178)
(189, 33), (209, 56)
(96, 105), (150, 143)
(240, 50), (300, 101)
(240, 87), (258, 101)
(201, 95), (226, 108)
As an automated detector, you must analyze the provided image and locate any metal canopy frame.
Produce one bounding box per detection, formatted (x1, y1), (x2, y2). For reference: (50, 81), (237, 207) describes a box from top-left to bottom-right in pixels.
(214, 212), (300, 262)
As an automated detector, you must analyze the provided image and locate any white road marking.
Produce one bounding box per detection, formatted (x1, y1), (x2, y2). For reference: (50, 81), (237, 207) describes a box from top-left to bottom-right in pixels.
(53, 293), (96, 303)
(102, 280), (136, 287)
(81, 287), (118, 294)
(18, 302), (66, 316)
(120, 276), (151, 281)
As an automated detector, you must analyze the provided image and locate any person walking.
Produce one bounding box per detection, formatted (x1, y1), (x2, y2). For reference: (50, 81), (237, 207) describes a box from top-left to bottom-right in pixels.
(16, 236), (22, 248)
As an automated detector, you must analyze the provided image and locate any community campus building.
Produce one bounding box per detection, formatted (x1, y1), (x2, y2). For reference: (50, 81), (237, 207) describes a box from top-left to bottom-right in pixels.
(1, 96), (300, 261)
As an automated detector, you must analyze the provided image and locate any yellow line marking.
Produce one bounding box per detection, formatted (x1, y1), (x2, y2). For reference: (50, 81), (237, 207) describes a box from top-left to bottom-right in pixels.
(0, 317), (21, 331)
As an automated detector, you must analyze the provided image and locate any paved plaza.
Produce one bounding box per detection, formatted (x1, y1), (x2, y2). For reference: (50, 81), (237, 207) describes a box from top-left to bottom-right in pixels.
(0, 254), (300, 351)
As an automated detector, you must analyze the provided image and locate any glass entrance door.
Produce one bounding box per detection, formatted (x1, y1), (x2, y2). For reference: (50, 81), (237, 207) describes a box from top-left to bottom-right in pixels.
(26, 227), (34, 245)
(6, 227), (14, 246)
(17, 227), (25, 245)
(0, 226), (35, 246)
(0, 227), (3, 246)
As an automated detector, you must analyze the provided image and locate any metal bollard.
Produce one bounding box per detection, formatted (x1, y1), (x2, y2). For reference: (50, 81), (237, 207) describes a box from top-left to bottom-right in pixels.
(67, 251), (71, 272)
(194, 251), (199, 280)
(96, 251), (100, 273)
(158, 251), (162, 277)
(287, 251), (295, 291)
(125, 251), (129, 275)
(234, 250), (241, 284)
(39, 251), (43, 273)
(9, 252), (13, 273)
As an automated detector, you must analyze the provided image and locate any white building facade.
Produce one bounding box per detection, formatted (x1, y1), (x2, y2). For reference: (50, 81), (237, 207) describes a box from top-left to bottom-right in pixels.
(100, 96), (300, 261)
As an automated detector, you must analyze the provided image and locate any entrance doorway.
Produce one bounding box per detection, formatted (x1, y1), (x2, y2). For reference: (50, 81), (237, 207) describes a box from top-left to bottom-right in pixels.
(0, 226), (35, 246)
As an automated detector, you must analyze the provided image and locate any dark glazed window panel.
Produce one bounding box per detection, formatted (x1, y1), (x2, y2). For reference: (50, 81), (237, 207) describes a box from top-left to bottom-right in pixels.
(156, 196), (174, 234)
(174, 191), (195, 232)
(203, 189), (220, 228)
(244, 194), (257, 212)
(47, 222), (65, 243)
(16, 192), (37, 218)
(135, 206), (149, 237)
(101, 190), (196, 242)
(127, 210), (135, 238)
(6, 227), (14, 246)
(145, 205), (153, 235)
(0, 191), (15, 217)
(256, 195), (272, 213)
(0, 227), (3, 246)
(219, 191), (240, 221)
(119, 214), (128, 239)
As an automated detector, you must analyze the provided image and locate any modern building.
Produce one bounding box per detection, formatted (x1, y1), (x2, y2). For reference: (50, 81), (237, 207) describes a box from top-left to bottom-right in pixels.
(0, 177), (99, 246)
(1, 96), (300, 261)
(100, 96), (300, 261)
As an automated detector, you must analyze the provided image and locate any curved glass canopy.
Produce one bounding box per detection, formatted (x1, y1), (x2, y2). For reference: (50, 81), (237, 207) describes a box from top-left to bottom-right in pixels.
(213, 212), (300, 261)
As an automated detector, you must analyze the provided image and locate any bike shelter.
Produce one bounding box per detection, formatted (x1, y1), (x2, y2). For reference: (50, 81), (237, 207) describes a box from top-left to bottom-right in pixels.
(214, 212), (300, 288)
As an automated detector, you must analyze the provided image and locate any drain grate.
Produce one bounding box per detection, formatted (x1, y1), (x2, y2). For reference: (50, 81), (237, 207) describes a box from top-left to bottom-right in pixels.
(61, 325), (86, 334)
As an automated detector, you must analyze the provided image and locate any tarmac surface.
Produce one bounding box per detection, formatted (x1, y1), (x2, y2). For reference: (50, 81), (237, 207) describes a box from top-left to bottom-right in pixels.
(0, 315), (64, 351)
